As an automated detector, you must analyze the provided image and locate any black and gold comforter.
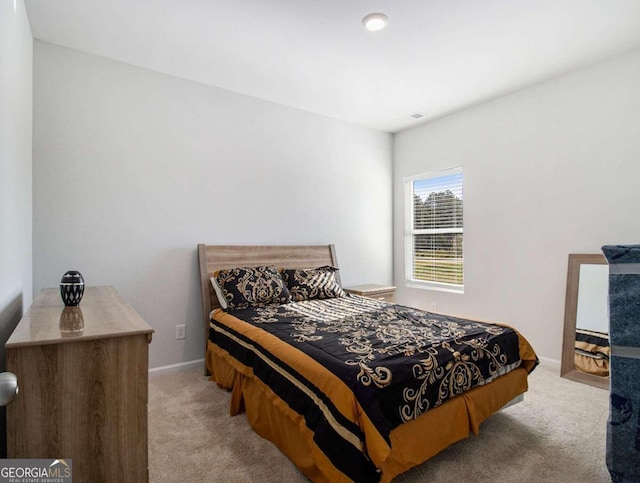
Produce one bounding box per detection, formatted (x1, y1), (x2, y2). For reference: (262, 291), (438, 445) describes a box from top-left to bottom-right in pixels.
(211, 295), (526, 441)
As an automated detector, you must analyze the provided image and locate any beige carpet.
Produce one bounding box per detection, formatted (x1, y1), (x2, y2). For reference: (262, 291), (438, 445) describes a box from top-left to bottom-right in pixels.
(148, 362), (610, 482)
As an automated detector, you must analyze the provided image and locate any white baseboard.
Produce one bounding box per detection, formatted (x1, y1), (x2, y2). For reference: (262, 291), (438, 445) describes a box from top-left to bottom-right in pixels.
(147, 357), (562, 377)
(148, 359), (204, 377)
(147, 356), (561, 378)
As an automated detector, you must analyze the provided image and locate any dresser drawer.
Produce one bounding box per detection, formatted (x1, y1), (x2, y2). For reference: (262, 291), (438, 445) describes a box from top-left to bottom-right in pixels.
(6, 286), (153, 483)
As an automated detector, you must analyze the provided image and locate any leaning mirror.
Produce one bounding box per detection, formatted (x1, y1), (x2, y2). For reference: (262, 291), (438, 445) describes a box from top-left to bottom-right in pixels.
(561, 254), (609, 389)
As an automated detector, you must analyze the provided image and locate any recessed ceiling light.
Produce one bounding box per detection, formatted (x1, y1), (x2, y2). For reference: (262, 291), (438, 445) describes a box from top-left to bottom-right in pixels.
(362, 13), (388, 32)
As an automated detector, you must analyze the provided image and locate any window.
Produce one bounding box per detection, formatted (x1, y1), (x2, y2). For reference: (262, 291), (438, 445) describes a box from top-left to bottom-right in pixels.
(404, 167), (463, 292)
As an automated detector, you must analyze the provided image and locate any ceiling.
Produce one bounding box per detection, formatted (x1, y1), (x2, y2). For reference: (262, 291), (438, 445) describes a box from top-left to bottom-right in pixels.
(24, 0), (640, 133)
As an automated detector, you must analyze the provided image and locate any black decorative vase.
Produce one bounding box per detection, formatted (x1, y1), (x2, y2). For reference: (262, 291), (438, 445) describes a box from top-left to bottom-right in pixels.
(60, 271), (85, 306)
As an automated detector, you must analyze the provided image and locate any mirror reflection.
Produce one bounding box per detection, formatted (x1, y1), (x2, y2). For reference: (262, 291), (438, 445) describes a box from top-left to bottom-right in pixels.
(561, 253), (609, 389)
(60, 306), (85, 336)
(574, 263), (609, 378)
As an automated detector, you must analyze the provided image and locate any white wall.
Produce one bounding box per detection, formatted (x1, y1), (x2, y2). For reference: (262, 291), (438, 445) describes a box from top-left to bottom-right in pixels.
(0, 0), (33, 370)
(33, 41), (393, 368)
(394, 49), (640, 362)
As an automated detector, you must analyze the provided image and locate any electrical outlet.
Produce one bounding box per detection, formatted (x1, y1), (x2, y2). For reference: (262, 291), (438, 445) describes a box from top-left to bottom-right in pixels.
(176, 324), (186, 340)
(428, 302), (437, 312)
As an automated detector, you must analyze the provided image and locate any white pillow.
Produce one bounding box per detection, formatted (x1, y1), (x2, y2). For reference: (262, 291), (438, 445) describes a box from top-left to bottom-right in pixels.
(210, 277), (228, 309)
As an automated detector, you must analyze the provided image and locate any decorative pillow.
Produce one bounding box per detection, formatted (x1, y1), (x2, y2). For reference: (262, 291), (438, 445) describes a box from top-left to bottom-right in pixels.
(281, 266), (346, 302)
(210, 276), (229, 310)
(213, 266), (290, 310)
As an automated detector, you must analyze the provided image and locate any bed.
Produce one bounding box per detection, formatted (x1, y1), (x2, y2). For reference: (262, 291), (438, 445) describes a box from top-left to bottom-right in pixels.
(198, 244), (538, 482)
(574, 328), (610, 377)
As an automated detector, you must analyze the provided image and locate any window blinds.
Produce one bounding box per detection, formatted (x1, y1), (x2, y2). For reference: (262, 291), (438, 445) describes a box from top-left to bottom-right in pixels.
(406, 168), (463, 289)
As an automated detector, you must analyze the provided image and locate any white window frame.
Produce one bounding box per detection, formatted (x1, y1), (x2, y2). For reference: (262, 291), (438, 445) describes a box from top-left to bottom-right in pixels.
(404, 167), (464, 294)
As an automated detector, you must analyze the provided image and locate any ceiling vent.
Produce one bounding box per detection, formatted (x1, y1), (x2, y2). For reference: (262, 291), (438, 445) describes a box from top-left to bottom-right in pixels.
(409, 112), (425, 120)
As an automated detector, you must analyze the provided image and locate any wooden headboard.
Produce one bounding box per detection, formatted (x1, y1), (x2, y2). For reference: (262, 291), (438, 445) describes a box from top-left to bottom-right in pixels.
(197, 244), (339, 369)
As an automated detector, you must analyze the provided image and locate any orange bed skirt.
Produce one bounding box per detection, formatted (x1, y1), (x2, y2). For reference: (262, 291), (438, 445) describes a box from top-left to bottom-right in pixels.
(207, 340), (529, 482)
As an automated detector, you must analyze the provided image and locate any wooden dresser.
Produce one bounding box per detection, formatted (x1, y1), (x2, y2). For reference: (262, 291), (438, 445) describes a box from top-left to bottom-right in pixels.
(344, 284), (396, 302)
(5, 286), (153, 483)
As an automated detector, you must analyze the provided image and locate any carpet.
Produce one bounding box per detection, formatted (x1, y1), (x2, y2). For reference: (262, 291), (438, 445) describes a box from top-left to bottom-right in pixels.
(148, 361), (610, 482)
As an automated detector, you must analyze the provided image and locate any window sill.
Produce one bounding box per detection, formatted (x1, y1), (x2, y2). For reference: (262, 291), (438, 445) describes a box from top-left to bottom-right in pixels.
(405, 281), (464, 294)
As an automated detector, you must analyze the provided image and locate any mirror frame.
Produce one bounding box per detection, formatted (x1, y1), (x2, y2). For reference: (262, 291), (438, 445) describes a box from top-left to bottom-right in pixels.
(560, 253), (609, 390)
